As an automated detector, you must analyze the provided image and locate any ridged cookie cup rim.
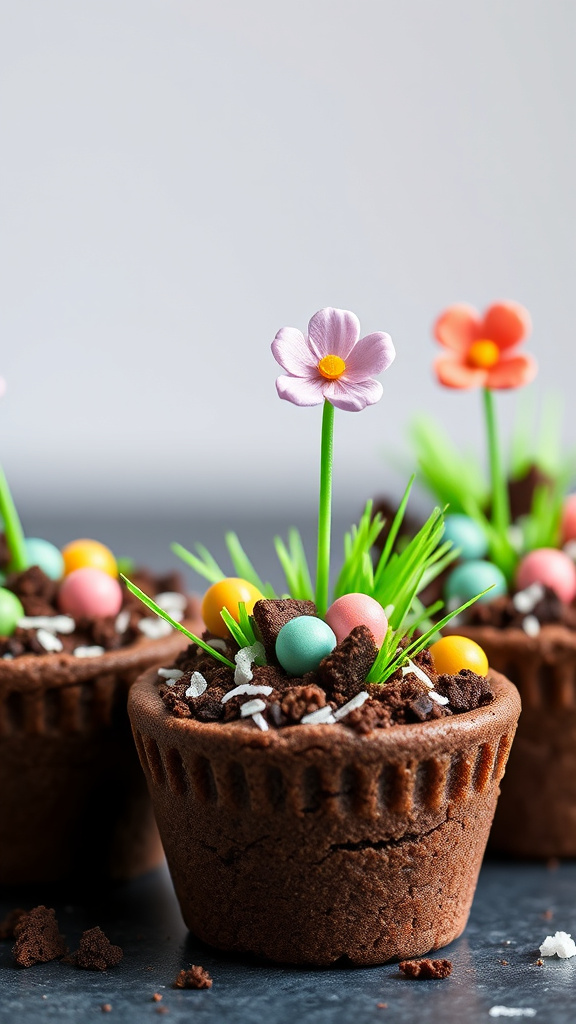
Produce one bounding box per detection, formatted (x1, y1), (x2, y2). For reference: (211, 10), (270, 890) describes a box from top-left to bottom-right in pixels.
(129, 668), (520, 759)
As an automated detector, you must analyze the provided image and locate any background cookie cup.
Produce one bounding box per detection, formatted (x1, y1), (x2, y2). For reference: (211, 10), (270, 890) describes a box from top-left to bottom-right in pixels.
(129, 666), (519, 965)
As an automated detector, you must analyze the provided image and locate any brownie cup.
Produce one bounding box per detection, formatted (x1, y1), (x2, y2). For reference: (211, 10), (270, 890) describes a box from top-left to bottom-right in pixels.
(0, 618), (201, 885)
(129, 667), (519, 965)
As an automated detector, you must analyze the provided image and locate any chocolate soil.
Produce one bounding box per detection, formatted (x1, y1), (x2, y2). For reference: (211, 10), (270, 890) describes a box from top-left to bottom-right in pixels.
(129, 668), (519, 965)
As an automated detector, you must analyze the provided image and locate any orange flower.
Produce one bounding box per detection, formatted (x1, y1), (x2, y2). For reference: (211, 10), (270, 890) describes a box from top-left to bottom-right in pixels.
(433, 301), (537, 389)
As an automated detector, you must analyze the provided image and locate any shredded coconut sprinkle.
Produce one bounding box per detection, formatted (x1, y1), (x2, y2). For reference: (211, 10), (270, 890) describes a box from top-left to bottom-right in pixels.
(115, 610), (131, 635)
(208, 638), (228, 652)
(522, 615), (541, 638)
(488, 1009), (536, 1019)
(222, 683), (273, 704)
(73, 646), (106, 658)
(185, 672), (208, 698)
(333, 691), (370, 720)
(252, 712), (269, 732)
(540, 931), (576, 958)
(402, 659), (433, 688)
(155, 592), (187, 620)
(138, 618), (173, 639)
(36, 629), (63, 653)
(430, 690), (449, 705)
(18, 615), (75, 634)
(513, 583), (544, 614)
(158, 668), (184, 682)
(234, 642), (265, 686)
(240, 698), (267, 717)
(301, 706), (336, 725)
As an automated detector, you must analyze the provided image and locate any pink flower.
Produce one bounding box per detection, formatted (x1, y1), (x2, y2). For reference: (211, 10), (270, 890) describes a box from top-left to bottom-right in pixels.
(272, 307), (395, 412)
(433, 301), (537, 390)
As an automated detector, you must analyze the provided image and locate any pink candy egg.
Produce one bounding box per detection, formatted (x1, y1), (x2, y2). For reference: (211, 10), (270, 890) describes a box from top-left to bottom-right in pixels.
(562, 494), (576, 544)
(325, 593), (388, 647)
(58, 567), (123, 619)
(516, 548), (576, 605)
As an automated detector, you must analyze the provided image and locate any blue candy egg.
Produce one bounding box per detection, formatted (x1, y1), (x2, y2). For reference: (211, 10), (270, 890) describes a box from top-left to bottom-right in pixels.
(445, 559), (507, 607)
(24, 538), (65, 580)
(276, 615), (337, 676)
(443, 514), (488, 561)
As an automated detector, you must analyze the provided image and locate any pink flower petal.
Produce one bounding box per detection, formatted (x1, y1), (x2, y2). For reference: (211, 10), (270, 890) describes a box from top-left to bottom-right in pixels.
(275, 373), (326, 407)
(344, 332), (395, 382)
(323, 377), (383, 411)
(271, 327), (317, 376)
(486, 353), (537, 389)
(481, 302), (532, 351)
(307, 308), (360, 360)
(434, 305), (483, 352)
(434, 355), (488, 389)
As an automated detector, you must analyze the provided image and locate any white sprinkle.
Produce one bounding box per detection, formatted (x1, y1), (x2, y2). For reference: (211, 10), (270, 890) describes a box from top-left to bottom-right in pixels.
(252, 712), (269, 732)
(138, 618), (173, 639)
(402, 659), (433, 688)
(563, 540), (576, 562)
(208, 638), (228, 652)
(333, 691), (370, 720)
(301, 705), (336, 725)
(73, 646), (105, 658)
(36, 628), (63, 653)
(185, 672), (208, 698)
(222, 683), (273, 703)
(115, 610), (131, 634)
(234, 642), (265, 686)
(540, 930), (576, 958)
(158, 668), (184, 682)
(268, 702), (283, 726)
(18, 615), (75, 634)
(383, 604), (395, 619)
(155, 592), (187, 617)
(488, 1009), (536, 1019)
(522, 615), (541, 638)
(513, 583), (545, 614)
(429, 690), (449, 705)
(240, 698), (267, 717)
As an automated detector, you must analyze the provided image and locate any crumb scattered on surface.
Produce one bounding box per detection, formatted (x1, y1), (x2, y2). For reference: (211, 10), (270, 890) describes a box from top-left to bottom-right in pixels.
(399, 958), (452, 979)
(377, 1002), (388, 1009)
(67, 926), (123, 971)
(539, 931), (576, 959)
(543, 909), (554, 920)
(152, 993), (163, 1002)
(12, 906), (67, 967)
(500, 959), (509, 965)
(0, 908), (27, 941)
(101, 1005), (112, 1014)
(155, 1008), (168, 1015)
(173, 965), (213, 989)
(535, 959), (543, 966)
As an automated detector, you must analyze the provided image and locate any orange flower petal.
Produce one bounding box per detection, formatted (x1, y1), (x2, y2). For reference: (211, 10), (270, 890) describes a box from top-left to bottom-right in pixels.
(434, 304), (483, 352)
(486, 353), (538, 390)
(434, 355), (488, 389)
(481, 302), (531, 351)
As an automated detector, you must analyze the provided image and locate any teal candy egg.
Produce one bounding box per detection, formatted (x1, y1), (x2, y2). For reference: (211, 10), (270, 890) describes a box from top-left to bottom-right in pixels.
(24, 538), (65, 580)
(443, 515), (488, 561)
(445, 560), (507, 607)
(0, 587), (25, 636)
(276, 615), (337, 676)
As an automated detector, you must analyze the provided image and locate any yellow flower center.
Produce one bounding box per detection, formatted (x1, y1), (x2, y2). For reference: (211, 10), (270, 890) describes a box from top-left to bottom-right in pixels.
(318, 354), (346, 380)
(467, 339), (500, 369)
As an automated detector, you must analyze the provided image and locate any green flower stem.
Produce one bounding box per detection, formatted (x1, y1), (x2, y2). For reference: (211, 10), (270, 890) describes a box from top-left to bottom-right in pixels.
(0, 464), (27, 571)
(315, 399), (335, 617)
(483, 387), (510, 537)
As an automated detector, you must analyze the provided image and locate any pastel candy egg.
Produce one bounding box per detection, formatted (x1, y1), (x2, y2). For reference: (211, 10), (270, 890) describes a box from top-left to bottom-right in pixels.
(24, 538), (65, 581)
(516, 548), (576, 605)
(276, 615), (337, 676)
(561, 495), (576, 544)
(325, 593), (388, 647)
(429, 635), (489, 677)
(443, 514), (488, 562)
(445, 560), (507, 607)
(202, 578), (263, 638)
(58, 567), (123, 619)
(0, 587), (25, 637)
(62, 539), (118, 579)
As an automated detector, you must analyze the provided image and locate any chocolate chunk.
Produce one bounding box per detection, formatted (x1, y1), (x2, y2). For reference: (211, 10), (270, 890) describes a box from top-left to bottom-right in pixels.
(252, 599), (317, 660)
(319, 625), (378, 699)
(67, 926), (123, 971)
(435, 669), (493, 711)
(12, 906), (67, 967)
(0, 908), (27, 941)
(173, 964), (213, 989)
(281, 684), (327, 723)
(399, 957), (452, 979)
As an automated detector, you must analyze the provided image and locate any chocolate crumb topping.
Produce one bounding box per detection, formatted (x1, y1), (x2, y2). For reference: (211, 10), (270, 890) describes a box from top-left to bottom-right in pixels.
(399, 957), (452, 979)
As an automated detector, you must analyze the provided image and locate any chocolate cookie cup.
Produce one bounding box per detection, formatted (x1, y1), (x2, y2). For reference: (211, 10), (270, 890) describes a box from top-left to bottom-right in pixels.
(129, 667), (519, 966)
(454, 623), (576, 857)
(0, 619), (201, 885)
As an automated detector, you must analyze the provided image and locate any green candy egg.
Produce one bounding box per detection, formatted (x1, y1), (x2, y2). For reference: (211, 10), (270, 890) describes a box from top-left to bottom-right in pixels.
(0, 587), (25, 637)
(24, 538), (65, 581)
(443, 514), (488, 562)
(276, 615), (337, 676)
(445, 560), (507, 607)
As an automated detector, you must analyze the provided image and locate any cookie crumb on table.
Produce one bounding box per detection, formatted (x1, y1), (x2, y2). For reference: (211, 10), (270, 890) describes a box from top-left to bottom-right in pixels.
(12, 906), (67, 967)
(399, 958), (452, 979)
(67, 926), (123, 971)
(173, 964), (213, 989)
(152, 993), (163, 1002)
(101, 1005), (112, 1014)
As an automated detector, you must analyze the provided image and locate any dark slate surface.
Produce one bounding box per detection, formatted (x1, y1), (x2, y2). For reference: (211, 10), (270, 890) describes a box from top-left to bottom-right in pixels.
(1, 861), (575, 1023)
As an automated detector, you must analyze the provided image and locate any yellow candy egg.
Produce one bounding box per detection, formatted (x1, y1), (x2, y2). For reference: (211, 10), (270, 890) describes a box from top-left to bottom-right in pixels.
(429, 635), (489, 678)
(62, 539), (118, 578)
(202, 578), (263, 638)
